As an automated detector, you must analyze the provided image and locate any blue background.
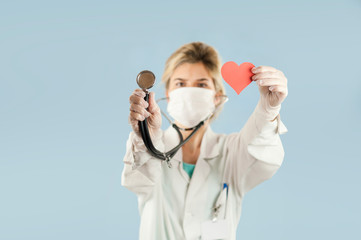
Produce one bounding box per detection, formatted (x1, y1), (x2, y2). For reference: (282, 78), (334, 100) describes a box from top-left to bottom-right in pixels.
(1, 0), (360, 239)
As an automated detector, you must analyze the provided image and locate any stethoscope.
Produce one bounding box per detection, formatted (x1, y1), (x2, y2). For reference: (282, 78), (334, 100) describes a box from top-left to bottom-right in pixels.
(136, 70), (228, 168)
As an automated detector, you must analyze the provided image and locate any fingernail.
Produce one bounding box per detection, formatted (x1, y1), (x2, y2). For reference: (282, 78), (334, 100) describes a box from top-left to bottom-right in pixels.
(252, 67), (257, 73)
(269, 86), (274, 91)
(259, 80), (263, 85)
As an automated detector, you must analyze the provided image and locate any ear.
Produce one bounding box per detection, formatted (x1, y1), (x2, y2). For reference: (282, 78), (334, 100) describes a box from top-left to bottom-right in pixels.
(214, 91), (222, 106)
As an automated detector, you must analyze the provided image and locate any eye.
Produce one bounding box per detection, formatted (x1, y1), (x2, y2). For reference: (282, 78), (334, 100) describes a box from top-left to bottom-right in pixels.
(175, 82), (185, 87)
(198, 83), (208, 88)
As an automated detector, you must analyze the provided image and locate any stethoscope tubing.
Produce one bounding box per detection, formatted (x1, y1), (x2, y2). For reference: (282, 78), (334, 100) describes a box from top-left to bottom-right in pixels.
(138, 92), (205, 167)
(138, 92), (228, 167)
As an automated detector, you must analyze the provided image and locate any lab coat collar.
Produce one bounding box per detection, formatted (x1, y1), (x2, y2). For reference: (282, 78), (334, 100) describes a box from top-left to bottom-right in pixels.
(163, 125), (220, 163)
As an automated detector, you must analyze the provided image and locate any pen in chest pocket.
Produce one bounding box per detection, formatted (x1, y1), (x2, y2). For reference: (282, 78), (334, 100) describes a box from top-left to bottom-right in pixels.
(212, 182), (229, 222)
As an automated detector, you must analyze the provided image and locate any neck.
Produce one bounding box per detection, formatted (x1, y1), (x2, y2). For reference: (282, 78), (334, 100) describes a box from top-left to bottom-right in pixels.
(177, 121), (209, 152)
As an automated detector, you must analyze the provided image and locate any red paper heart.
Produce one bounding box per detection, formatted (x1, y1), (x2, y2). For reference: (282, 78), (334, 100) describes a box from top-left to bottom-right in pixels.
(221, 61), (255, 95)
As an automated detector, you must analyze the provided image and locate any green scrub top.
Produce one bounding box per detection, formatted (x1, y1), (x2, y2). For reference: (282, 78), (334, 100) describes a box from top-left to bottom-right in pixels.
(182, 162), (196, 178)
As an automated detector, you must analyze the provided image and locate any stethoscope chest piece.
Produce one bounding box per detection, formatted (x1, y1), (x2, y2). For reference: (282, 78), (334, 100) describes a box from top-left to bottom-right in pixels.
(136, 70), (156, 91)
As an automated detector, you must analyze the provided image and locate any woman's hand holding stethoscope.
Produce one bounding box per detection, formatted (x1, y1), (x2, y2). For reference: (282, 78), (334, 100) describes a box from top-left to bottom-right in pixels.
(128, 89), (162, 139)
(129, 70), (223, 166)
(251, 66), (288, 108)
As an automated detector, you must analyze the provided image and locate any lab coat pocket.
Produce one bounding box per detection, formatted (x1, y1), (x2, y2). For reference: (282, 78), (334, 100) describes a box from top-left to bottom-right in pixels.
(201, 219), (230, 240)
(201, 187), (230, 239)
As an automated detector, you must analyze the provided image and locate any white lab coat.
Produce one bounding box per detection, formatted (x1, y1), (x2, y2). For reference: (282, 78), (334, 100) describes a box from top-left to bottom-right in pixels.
(121, 100), (288, 240)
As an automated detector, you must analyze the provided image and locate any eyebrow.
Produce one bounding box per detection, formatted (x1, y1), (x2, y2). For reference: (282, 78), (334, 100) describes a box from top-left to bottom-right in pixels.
(173, 78), (210, 81)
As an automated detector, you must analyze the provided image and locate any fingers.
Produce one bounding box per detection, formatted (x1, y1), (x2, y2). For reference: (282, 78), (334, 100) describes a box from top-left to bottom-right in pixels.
(130, 110), (147, 121)
(129, 89), (150, 123)
(130, 103), (150, 118)
(129, 90), (162, 136)
(251, 67), (287, 90)
(129, 92), (148, 109)
(148, 92), (160, 114)
(252, 72), (282, 81)
(268, 85), (288, 95)
(252, 66), (286, 82)
(133, 88), (146, 98)
(255, 77), (288, 95)
(252, 65), (278, 73)
(251, 66), (289, 107)
(256, 78), (284, 87)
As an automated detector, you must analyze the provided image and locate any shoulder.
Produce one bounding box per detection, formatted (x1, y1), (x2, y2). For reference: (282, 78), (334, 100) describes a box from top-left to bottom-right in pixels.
(207, 126), (242, 144)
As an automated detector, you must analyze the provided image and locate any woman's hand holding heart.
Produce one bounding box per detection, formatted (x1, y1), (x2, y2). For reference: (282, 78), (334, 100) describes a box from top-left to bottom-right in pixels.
(251, 65), (288, 108)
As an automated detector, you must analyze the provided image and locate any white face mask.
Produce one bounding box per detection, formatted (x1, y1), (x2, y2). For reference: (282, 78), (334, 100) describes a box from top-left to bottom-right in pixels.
(167, 87), (216, 128)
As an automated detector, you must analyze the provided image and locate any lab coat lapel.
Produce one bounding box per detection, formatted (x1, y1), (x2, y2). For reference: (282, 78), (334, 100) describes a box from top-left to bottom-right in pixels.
(201, 126), (220, 160)
(187, 157), (211, 198)
(186, 126), (217, 199)
(164, 126), (220, 196)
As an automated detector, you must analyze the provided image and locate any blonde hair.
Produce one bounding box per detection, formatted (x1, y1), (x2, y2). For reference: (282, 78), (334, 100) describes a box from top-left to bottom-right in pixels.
(162, 41), (225, 95)
(161, 42), (226, 121)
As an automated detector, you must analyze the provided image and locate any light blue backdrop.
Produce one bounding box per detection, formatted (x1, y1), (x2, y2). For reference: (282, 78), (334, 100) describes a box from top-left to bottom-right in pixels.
(1, 0), (360, 239)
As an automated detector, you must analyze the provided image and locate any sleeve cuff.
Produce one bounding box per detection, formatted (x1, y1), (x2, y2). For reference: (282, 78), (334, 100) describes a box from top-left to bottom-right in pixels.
(254, 99), (288, 136)
(256, 97), (281, 121)
(130, 129), (163, 152)
(128, 129), (164, 170)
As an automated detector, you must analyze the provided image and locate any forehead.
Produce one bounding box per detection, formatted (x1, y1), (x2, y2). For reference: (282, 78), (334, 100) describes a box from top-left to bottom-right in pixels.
(170, 62), (212, 80)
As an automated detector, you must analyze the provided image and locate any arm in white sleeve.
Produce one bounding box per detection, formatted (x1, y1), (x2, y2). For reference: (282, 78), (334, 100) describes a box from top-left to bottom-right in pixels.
(224, 98), (288, 197)
(121, 129), (164, 200)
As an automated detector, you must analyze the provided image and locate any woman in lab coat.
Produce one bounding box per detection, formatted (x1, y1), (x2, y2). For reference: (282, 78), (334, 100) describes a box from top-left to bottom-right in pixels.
(121, 41), (288, 240)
